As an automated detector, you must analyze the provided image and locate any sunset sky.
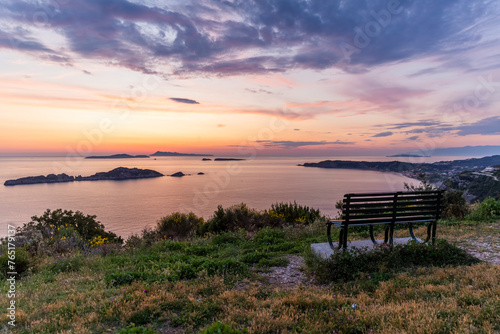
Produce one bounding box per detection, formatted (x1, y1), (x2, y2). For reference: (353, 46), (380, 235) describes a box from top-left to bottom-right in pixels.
(1, 0), (499, 156)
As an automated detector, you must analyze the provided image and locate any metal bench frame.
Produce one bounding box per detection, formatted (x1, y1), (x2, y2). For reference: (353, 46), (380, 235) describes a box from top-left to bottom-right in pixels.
(327, 190), (443, 250)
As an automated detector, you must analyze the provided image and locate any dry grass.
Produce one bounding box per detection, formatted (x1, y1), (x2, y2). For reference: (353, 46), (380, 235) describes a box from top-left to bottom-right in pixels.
(1, 222), (499, 334)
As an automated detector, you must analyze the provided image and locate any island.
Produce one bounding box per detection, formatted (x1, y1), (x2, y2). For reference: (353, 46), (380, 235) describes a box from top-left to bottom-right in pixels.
(4, 173), (75, 186)
(76, 167), (163, 181)
(85, 154), (149, 159)
(169, 172), (186, 177)
(214, 158), (246, 161)
(150, 151), (213, 157)
(4, 167), (163, 186)
(387, 154), (431, 158)
(202, 158), (212, 161)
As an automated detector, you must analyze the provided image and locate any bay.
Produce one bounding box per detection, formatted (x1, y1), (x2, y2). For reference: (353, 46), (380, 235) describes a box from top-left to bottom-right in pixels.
(0, 155), (470, 238)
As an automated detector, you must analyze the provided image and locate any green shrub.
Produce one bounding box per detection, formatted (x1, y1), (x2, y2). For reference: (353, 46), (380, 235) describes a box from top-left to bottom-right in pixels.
(157, 212), (204, 240)
(441, 190), (470, 220)
(269, 201), (322, 224)
(197, 203), (281, 235)
(105, 271), (144, 287)
(0, 246), (31, 278)
(201, 321), (248, 334)
(117, 324), (159, 334)
(467, 197), (500, 221)
(14, 209), (122, 255)
(47, 253), (85, 274)
(306, 239), (480, 284)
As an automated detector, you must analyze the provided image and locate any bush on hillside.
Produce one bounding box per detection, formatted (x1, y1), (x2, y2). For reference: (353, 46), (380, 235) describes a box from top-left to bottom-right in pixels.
(157, 212), (204, 240)
(467, 197), (500, 221)
(269, 201), (322, 224)
(0, 246), (31, 278)
(13, 209), (122, 256)
(196, 203), (282, 235)
(441, 189), (470, 220)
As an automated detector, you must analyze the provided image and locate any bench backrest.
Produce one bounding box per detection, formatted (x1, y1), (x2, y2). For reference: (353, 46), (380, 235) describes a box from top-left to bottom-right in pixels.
(341, 190), (443, 225)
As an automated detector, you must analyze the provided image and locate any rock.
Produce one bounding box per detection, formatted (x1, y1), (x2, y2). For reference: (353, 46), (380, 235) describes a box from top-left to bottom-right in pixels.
(170, 172), (186, 177)
(4, 167), (164, 186)
(80, 167), (163, 181)
(197, 172), (205, 175)
(202, 158), (212, 161)
(4, 173), (75, 186)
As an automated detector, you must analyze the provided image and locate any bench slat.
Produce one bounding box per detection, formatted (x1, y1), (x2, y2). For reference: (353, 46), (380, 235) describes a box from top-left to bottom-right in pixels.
(345, 216), (436, 225)
(345, 190), (442, 197)
(346, 211), (438, 220)
(348, 206), (440, 214)
(345, 195), (440, 202)
(344, 200), (438, 209)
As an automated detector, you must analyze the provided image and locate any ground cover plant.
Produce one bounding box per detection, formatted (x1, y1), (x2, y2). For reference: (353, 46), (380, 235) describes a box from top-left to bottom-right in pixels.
(1, 199), (499, 333)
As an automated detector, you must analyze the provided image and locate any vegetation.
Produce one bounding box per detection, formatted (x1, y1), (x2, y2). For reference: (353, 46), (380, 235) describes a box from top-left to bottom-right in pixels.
(269, 201), (322, 225)
(1, 200), (499, 333)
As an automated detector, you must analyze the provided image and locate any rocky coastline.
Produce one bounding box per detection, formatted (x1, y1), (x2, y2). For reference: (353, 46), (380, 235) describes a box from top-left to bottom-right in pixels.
(4, 167), (163, 186)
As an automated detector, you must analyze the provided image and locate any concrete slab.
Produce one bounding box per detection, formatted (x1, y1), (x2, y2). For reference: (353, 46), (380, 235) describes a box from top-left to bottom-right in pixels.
(311, 237), (422, 259)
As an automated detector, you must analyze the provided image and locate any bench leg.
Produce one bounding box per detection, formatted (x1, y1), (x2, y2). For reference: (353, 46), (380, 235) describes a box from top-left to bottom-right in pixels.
(338, 227), (344, 250)
(384, 225), (390, 244)
(432, 220), (437, 245)
(389, 223), (395, 246)
(327, 223), (335, 250)
(423, 222), (433, 243)
(409, 223), (418, 242)
(343, 225), (348, 250)
(369, 225), (378, 245)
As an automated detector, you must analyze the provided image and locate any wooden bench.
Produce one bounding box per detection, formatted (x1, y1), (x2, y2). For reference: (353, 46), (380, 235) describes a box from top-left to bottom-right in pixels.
(328, 190), (444, 250)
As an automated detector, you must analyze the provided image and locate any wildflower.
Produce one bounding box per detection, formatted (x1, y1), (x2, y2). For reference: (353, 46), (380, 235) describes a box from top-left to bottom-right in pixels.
(352, 304), (357, 309)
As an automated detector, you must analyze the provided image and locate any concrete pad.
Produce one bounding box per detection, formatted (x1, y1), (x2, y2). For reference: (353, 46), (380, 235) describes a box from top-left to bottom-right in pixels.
(311, 237), (422, 259)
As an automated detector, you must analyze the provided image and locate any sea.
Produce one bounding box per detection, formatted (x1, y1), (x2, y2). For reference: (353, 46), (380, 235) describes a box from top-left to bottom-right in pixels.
(0, 155), (474, 239)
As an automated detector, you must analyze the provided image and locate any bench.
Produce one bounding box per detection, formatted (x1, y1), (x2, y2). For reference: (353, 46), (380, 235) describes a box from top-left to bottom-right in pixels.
(328, 190), (444, 250)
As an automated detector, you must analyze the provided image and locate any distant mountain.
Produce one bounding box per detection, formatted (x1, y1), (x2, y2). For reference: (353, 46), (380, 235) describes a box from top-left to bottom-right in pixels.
(150, 151), (213, 157)
(387, 154), (430, 158)
(402, 145), (500, 157)
(85, 154), (149, 159)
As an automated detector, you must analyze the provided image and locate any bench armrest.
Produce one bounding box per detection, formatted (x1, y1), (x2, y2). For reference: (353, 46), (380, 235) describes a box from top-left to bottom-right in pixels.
(328, 220), (343, 227)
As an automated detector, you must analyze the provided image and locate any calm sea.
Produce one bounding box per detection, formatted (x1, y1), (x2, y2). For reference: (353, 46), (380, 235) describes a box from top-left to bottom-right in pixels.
(0, 155), (472, 238)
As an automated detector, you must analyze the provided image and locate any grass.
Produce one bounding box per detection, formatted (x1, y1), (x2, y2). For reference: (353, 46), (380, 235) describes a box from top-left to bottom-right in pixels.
(1, 217), (499, 333)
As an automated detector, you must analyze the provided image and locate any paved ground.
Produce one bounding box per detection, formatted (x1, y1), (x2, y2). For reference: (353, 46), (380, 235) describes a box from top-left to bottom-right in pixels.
(311, 237), (421, 259)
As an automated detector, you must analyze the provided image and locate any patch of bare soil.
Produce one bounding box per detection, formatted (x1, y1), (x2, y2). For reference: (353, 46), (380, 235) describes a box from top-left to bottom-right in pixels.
(455, 223), (500, 265)
(260, 255), (311, 288)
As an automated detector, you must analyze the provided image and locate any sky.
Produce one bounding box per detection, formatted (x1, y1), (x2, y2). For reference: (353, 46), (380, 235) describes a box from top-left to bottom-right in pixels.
(0, 0), (499, 157)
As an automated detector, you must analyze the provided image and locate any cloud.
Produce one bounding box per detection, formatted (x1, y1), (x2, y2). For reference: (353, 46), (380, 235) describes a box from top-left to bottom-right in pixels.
(372, 131), (393, 137)
(455, 116), (500, 136)
(169, 97), (200, 104)
(378, 120), (443, 130)
(0, 0), (494, 77)
(255, 140), (355, 148)
(407, 136), (419, 140)
(246, 88), (273, 94)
